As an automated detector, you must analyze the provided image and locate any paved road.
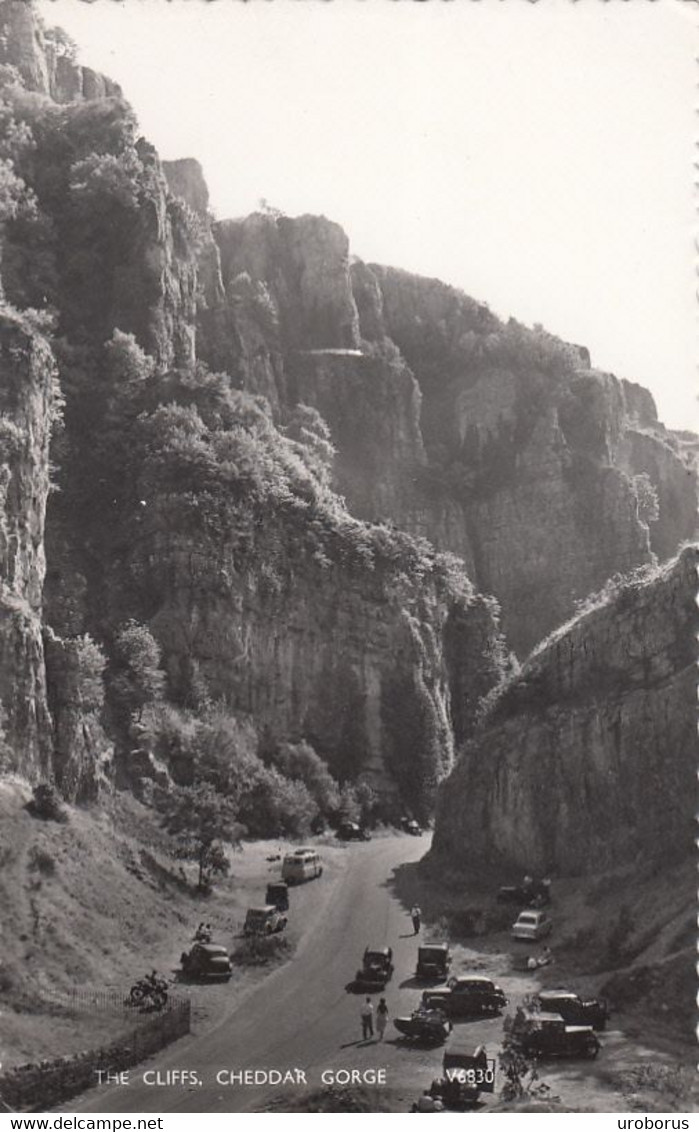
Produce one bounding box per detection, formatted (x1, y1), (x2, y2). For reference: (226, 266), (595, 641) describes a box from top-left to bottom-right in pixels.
(73, 834), (434, 1113)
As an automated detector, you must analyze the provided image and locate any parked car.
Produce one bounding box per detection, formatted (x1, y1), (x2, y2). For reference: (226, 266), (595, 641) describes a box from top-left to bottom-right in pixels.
(534, 990), (609, 1031)
(355, 946), (394, 990)
(243, 905), (288, 936)
(416, 943), (451, 982)
(428, 1042), (496, 1109)
(394, 1005), (452, 1045)
(336, 821), (371, 842)
(497, 878), (551, 907)
(265, 881), (289, 911)
(423, 975), (507, 1018)
(281, 849), (322, 884)
(511, 910), (553, 941)
(179, 943), (232, 981)
(516, 1012), (600, 1059)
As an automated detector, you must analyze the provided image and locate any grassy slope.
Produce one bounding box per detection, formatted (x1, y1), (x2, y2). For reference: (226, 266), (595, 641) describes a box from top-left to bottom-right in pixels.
(0, 778), (332, 1069)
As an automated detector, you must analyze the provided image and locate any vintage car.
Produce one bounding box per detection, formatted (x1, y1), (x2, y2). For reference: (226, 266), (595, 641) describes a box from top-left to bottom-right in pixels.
(243, 905), (288, 936)
(265, 881), (290, 911)
(355, 946), (394, 990)
(497, 878), (551, 907)
(416, 943), (451, 982)
(511, 910), (553, 941)
(517, 1012), (601, 1060)
(423, 975), (507, 1018)
(336, 821), (371, 842)
(534, 990), (609, 1031)
(179, 942), (232, 981)
(394, 1004), (452, 1045)
(428, 1042), (496, 1109)
(400, 817), (423, 836)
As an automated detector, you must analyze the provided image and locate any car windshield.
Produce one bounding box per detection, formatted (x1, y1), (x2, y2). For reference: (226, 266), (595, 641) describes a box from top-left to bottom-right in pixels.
(518, 913), (538, 923)
(419, 948), (445, 959)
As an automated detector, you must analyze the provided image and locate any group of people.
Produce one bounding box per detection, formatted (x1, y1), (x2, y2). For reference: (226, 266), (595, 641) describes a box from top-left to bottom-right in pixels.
(194, 922), (213, 943)
(358, 906), (423, 1042)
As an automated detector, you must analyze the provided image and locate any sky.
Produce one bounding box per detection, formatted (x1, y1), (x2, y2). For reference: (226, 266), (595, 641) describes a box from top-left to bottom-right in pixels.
(37, 0), (697, 431)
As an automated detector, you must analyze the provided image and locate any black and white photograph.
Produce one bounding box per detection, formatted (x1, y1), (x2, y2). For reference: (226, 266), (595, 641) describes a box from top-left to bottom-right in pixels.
(0, 0), (696, 1119)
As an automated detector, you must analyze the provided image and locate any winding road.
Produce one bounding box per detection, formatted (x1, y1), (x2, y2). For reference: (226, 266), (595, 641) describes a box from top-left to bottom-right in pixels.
(72, 834), (444, 1113)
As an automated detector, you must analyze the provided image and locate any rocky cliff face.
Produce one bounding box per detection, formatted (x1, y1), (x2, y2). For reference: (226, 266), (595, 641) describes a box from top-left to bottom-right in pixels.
(127, 511), (501, 817)
(176, 212), (696, 657)
(355, 265), (697, 655)
(0, 0), (694, 820)
(431, 546), (697, 874)
(0, 0), (121, 103)
(0, 311), (55, 780)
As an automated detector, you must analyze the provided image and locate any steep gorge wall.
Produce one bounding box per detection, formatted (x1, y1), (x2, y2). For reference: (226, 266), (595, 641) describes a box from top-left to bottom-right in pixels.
(431, 546), (697, 874)
(0, 312), (54, 779)
(175, 201), (696, 658)
(360, 266), (697, 655)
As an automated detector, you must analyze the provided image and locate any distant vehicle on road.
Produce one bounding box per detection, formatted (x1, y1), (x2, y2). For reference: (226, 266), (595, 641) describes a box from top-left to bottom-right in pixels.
(281, 849), (323, 884)
(534, 990), (609, 1031)
(265, 881), (290, 910)
(428, 1042), (496, 1109)
(336, 821), (371, 842)
(511, 910), (553, 941)
(422, 975), (507, 1018)
(516, 1012), (600, 1059)
(244, 905), (288, 936)
(416, 943), (451, 982)
(355, 946), (394, 990)
(400, 817), (423, 836)
(180, 943), (232, 981)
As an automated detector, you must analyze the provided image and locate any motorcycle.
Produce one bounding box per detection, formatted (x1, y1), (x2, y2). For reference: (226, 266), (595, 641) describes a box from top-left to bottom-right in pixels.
(127, 971), (169, 1012)
(394, 1006), (451, 1045)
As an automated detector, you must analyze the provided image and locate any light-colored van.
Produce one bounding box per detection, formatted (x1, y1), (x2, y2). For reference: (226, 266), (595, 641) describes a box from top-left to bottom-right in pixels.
(281, 848), (323, 884)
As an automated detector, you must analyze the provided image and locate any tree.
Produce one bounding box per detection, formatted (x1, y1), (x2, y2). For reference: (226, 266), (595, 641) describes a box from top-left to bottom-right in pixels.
(110, 620), (165, 721)
(160, 783), (243, 892)
(271, 741), (341, 814)
(632, 473), (660, 526)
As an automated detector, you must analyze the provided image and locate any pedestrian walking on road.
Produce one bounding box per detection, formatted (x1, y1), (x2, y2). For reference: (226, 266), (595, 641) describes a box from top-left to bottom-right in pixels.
(360, 996), (374, 1041)
(411, 905), (422, 934)
(376, 997), (389, 1041)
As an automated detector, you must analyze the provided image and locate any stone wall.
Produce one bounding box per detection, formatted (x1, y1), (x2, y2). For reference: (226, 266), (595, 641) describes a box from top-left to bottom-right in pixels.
(0, 1000), (190, 1111)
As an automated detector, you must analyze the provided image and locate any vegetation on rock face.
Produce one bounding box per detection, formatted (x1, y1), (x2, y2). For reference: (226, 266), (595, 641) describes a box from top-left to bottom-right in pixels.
(146, 702), (374, 839)
(109, 621), (165, 723)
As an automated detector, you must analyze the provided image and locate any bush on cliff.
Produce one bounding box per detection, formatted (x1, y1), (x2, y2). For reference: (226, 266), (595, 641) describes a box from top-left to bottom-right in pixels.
(109, 621), (165, 723)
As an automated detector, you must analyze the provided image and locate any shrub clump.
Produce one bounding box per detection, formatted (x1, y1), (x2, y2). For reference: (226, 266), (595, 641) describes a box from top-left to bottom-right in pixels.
(232, 934), (290, 967)
(27, 783), (68, 823)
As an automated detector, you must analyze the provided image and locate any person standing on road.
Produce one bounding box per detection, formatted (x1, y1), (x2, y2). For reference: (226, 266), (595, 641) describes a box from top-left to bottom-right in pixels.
(376, 997), (389, 1041)
(360, 996), (374, 1041)
(411, 905), (422, 934)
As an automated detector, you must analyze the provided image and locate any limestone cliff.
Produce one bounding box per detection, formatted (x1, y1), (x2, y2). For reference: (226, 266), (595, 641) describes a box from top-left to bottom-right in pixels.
(0, 0), (121, 103)
(430, 546), (697, 874)
(358, 265), (697, 655)
(0, 310), (54, 780)
(172, 205), (696, 657)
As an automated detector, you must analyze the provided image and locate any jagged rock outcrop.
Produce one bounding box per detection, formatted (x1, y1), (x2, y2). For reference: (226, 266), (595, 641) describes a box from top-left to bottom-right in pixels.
(0, 311), (55, 778)
(431, 546), (697, 874)
(0, 0), (121, 103)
